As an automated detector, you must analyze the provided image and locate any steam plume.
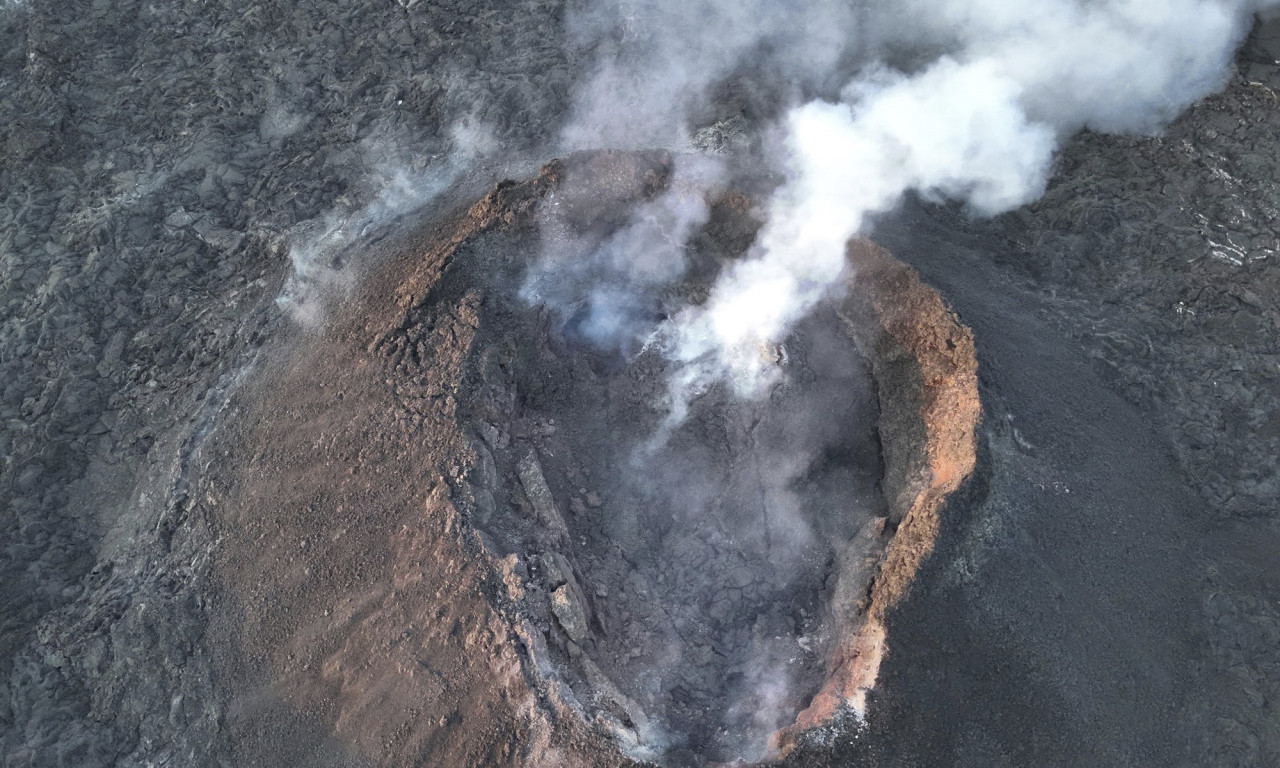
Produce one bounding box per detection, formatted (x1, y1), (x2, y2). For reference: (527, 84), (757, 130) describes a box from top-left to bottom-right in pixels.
(561, 0), (857, 151)
(563, 0), (1277, 396)
(522, 154), (727, 351)
(541, 0), (1278, 754)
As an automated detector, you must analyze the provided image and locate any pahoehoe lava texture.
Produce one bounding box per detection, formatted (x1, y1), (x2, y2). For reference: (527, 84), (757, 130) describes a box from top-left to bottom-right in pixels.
(4, 5), (1279, 766)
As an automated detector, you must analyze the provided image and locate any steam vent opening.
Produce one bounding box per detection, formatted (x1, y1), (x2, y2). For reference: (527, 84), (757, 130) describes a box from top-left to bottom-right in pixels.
(366, 150), (980, 766)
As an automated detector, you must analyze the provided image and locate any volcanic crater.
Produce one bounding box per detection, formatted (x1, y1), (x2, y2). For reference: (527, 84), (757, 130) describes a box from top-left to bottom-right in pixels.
(209, 150), (978, 767)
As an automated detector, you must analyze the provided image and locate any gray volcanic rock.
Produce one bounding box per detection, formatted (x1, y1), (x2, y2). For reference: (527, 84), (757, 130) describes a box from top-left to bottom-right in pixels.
(784, 22), (1280, 765)
(0, 0), (575, 765)
(1, 1), (1278, 767)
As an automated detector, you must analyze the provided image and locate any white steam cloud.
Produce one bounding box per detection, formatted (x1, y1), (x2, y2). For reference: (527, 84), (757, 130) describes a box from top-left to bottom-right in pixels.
(538, 0), (1277, 755)
(522, 154), (727, 351)
(560, 0), (1276, 398)
(561, 0), (856, 150)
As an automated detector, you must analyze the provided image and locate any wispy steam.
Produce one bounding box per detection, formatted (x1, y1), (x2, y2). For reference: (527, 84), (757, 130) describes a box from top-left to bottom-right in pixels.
(530, 0), (1280, 441)
(540, 0), (1278, 754)
(561, 0), (857, 151)
(521, 153), (727, 353)
(278, 118), (497, 324)
(661, 0), (1274, 395)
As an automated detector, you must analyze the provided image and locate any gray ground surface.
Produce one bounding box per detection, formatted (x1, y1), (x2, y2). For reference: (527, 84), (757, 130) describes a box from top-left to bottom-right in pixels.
(786, 204), (1243, 767)
(786, 39), (1280, 765)
(1, 1), (1277, 766)
(1, 1), (573, 765)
